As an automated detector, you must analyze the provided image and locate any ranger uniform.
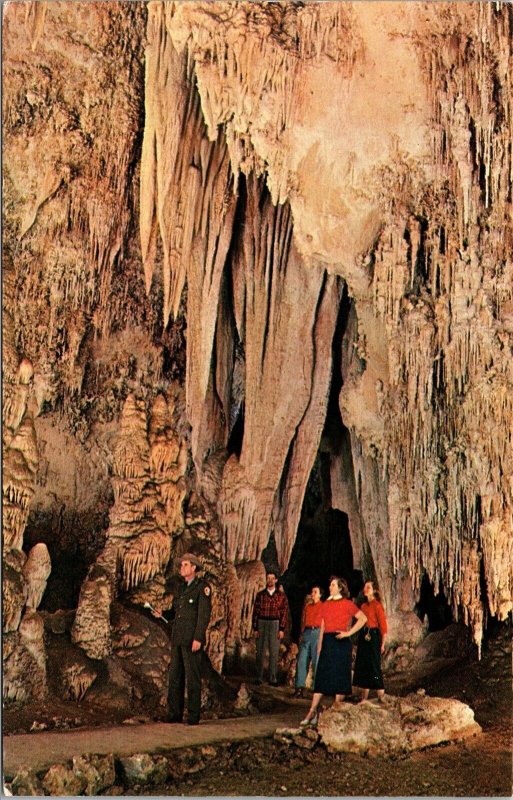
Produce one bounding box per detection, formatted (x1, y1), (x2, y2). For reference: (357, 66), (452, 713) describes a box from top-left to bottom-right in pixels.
(163, 553), (212, 725)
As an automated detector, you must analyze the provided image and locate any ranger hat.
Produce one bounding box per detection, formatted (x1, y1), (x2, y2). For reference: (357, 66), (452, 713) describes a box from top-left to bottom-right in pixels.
(174, 552), (203, 571)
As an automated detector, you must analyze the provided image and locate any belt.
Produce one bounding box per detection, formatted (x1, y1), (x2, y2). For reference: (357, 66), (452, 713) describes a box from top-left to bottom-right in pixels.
(259, 616), (280, 621)
(303, 626), (320, 630)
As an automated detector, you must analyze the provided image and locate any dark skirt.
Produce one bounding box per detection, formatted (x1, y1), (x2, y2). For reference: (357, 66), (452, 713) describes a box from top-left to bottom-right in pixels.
(353, 627), (384, 689)
(313, 633), (352, 695)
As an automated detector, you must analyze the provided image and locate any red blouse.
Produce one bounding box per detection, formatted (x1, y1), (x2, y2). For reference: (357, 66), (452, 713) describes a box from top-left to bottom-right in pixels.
(321, 598), (361, 633)
(301, 601), (324, 630)
(360, 599), (387, 635)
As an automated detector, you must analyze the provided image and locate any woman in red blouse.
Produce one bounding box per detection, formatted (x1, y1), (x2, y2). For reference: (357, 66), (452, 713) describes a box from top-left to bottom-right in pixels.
(292, 585), (324, 698)
(300, 576), (367, 726)
(353, 580), (388, 701)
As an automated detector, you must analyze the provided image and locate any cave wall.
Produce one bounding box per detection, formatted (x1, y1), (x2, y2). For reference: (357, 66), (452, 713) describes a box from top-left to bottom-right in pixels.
(2, 1), (512, 706)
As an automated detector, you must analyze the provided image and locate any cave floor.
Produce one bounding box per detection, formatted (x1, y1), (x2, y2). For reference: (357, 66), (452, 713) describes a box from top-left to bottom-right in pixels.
(3, 637), (512, 797)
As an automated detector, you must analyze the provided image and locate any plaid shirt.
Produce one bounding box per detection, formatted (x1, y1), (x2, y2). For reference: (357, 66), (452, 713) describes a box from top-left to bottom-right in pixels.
(252, 588), (289, 631)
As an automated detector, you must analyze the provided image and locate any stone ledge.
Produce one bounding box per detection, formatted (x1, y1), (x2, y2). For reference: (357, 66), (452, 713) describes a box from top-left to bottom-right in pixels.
(275, 693), (482, 757)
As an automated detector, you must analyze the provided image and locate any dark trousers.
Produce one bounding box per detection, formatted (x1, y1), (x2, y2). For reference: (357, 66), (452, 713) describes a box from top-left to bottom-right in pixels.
(168, 644), (202, 723)
(256, 618), (280, 682)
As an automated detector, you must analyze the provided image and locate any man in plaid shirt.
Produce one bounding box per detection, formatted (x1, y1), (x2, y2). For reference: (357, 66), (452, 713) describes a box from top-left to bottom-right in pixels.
(252, 570), (290, 685)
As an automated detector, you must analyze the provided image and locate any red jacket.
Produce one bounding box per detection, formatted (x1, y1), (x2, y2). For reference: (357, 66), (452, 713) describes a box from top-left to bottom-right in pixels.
(252, 589), (289, 631)
(360, 599), (387, 635)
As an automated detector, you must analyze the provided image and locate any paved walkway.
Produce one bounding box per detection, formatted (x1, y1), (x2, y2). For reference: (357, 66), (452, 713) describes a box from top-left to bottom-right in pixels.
(3, 708), (303, 778)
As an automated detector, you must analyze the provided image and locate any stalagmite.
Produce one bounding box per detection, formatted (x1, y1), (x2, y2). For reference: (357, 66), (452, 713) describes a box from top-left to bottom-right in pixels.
(18, 610), (46, 675)
(23, 543), (52, 610)
(72, 565), (115, 661)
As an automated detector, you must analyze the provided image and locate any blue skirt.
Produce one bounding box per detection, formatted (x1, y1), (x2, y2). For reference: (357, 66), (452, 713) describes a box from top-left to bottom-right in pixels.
(313, 633), (352, 695)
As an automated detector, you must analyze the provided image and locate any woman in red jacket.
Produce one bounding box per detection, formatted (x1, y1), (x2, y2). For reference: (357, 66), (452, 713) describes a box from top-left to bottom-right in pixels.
(292, 585), (324, 698)
(353, 580), (387, 701)
(300, 576), (367, 726)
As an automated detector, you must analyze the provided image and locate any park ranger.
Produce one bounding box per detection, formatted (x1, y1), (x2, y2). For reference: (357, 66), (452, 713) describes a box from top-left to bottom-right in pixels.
(152, 552), (212, 725)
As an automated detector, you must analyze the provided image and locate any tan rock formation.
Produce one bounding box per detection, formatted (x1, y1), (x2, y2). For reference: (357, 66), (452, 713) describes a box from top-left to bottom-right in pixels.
(3, 550), (28, 634)
(60, 657), (98, 703)
(2, 311), (38, 554)
(71, 564), (115, 660)
(138, 1), (512, 649)
(22, 543), (52, 610)
(316, 694), (482, 756)
(3, 619), (47, 704)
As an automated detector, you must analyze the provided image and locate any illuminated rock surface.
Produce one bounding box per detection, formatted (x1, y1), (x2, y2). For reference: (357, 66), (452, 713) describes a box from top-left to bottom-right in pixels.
(2, 2), (511, 708)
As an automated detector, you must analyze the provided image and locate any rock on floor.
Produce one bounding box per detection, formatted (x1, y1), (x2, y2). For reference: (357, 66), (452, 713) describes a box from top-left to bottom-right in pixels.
(316, 693), (481, 756)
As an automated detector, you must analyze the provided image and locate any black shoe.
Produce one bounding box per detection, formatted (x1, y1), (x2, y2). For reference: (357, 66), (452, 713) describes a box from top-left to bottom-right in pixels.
(166, 716), (183, 723)
(269, 680), (279, 686)
(186, 719), (199, 726)
(254, 679), (263, 686)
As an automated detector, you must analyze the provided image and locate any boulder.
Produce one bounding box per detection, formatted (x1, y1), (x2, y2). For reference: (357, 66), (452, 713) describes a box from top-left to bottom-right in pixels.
(414, 623), (472, 662)
(171, 747), (206, 778)
(9, 768), (43, 796)
(317, 694), (482, 756)
(72, 754), (116, 795)
(42, 763), (87, 796)
(118, 753), (169, 787)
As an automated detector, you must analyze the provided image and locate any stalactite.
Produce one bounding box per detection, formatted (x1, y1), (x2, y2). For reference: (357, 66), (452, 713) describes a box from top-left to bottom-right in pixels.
(359, 3), (513, 647)
(24, 1), (48, 52)
(140, 1), (362, 328)
(235, 561), (266, 641)
(272, 274), (343, 570)
(329, 428), (364, 571)
(219, 177), (339, 569)
(121, 532), (171, 592)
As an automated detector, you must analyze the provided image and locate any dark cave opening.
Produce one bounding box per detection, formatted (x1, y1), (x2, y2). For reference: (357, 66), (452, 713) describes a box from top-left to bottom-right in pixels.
(280, 456), (360, 642)
(23, 510), (108, 612)
(415, 572), (453, 632)
(227, 402), (245, 457)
